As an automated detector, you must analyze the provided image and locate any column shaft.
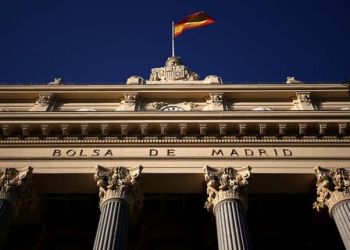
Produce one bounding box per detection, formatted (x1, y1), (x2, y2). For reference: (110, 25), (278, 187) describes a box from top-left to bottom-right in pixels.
(332, 201), (350, 250)
(0, 200), (16, 248)
(93, 199), (130, 250)
(215, 199), (251, 250)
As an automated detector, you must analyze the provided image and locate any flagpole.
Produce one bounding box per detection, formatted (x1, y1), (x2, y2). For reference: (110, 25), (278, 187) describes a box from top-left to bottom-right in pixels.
(172, 21), (175, 57)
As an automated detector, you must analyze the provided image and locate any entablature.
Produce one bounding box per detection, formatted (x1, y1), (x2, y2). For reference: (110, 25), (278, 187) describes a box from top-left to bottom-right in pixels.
(0, 111), (349, 138)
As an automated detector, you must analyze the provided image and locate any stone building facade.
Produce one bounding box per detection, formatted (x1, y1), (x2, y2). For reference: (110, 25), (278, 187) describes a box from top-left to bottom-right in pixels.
(0, 57), (350, 249)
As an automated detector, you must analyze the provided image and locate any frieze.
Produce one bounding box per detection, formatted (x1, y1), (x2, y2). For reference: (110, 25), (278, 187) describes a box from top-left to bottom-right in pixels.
(49, 148), (294, 157)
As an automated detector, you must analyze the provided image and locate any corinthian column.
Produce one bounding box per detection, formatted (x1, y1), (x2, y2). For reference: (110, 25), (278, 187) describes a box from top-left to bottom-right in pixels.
(93, 165), (143, 250)
(203, 165), (252, 250)
(313, 166), (350, 249)
(0, 167), (36, 248)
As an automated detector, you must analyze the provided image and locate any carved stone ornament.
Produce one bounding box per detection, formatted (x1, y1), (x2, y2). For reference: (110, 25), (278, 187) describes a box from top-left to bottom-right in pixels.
(319, 123), (327, 135)
(339, 123), (347, 135)
(121, 124), (128, 136)
(2, 124), (11, 136)
(149, 56), (199, 81)
(313, 166), (350, 215)
(279, 123), (287, 135)
(81, 124), (89, 136)
(297, 93), (312, 106)
(0, 166), (37, 212)
(209, 94), (223, 106)
(259, 123), (266, 135)
(160, 123), (167, 136)
(184, 102), (197, 110)
(21, 124), (30, 136)
(100, 124), (109, 136)
(38, 93), (53, 107)
(179, 123), (187, 136)
(61, 124), (69, 136)
(140, 123), (148, 136)
(124, 94), (137, 106)
(286, 76), (302, 84)
(47, 78), (62, 85)
(239, 123), (246, 136)
(151, 102), (168, 111)
(203, 165), (251, 213)
(299, 123), (307, 135)
(219, 123), (226, 136)
(199, 124), (207, 136)
(94, 165), (144, 213)
(41, 124), (50, 136)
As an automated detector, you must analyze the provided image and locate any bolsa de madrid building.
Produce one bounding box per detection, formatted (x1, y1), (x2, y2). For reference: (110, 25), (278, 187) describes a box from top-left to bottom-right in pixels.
(0, 56), (350, 250)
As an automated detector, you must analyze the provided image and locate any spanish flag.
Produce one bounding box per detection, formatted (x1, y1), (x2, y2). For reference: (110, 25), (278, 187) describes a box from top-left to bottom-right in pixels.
(174, 12), (214, 38)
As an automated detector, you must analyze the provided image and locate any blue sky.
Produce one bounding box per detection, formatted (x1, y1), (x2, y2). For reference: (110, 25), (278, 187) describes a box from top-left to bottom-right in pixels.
(0, 0), (349, 84)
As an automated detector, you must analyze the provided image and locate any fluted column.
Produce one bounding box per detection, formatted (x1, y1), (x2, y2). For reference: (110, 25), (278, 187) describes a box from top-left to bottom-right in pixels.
(0, 167), (36, 248)
(93, 165), (143, 250)
(203, 165), (252, 250)
(313, 166), (350, 250)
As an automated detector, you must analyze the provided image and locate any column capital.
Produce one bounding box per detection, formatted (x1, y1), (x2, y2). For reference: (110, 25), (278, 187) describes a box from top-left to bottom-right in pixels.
(313, 166), (350, 215)
(0, 166), (36, 212)
(94, 165), (144, 213)
(203, 165), (251, 213)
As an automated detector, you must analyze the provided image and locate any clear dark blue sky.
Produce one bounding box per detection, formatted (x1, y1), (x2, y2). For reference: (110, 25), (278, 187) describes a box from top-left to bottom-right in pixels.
(0, 0), (349, 84)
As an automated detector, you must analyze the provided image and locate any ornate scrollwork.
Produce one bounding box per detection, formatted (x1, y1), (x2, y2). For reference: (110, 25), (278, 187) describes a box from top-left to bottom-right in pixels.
(94, 165), (144, 213)
(203, 165), (251, 213)
(313, 166), (350, 214)
(0, 166), (37, 212)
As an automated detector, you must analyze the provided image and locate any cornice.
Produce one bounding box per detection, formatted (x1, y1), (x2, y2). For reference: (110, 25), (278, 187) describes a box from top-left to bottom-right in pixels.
(0, 83), (348, 91)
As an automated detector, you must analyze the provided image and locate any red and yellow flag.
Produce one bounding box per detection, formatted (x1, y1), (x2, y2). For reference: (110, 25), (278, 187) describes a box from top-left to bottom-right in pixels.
(174, 12), (214, 38)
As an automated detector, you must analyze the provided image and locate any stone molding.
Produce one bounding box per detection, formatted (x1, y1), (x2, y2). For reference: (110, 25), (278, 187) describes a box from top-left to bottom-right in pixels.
(0, 166), (36, 213)
(313, 166), (350, 215)
(203, 165), (251, 213)
(94, 165), (143, 213)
